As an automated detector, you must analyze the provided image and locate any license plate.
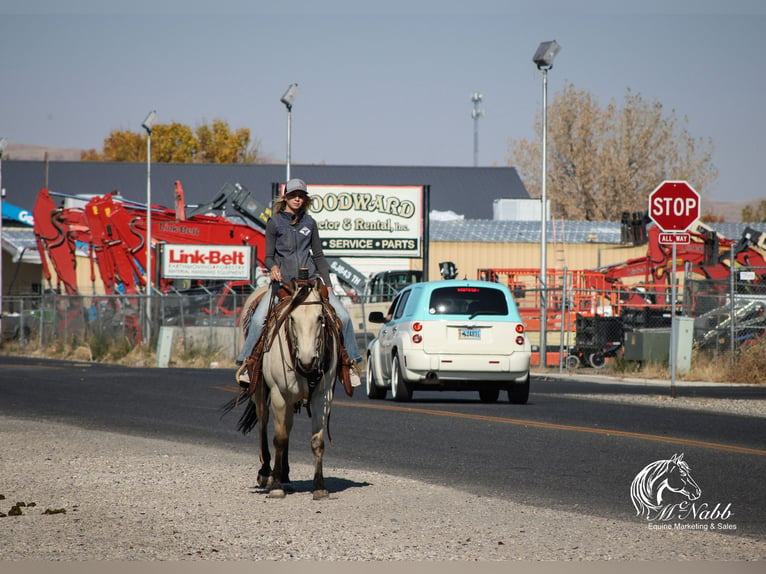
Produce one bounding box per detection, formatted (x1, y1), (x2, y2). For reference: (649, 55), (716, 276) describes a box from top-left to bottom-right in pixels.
(458, 328), (481, 340)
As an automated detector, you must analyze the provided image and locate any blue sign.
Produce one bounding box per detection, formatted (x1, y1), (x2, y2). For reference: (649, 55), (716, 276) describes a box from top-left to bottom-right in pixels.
(1, 202), (34, 226)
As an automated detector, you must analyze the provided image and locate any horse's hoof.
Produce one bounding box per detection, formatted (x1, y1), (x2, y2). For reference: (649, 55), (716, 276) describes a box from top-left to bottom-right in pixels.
(257, 475), (269, 488)
(312, 489), (330, 500)
(267, 489), (286, 499)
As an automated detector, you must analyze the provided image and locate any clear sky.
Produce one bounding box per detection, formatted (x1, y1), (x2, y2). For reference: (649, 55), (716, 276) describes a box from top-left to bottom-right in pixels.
(1, 0), (765, 202)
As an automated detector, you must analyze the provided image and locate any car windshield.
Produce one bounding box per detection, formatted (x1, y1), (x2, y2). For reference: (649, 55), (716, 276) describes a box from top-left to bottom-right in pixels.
(428, 286), (508, 317)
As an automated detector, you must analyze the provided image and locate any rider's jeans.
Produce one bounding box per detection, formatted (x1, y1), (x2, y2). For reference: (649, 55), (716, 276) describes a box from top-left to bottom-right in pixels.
(236, 289), (362, 365)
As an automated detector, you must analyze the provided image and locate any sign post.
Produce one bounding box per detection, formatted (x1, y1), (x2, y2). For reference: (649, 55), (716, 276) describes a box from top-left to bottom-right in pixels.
(648, 181), (701, 397)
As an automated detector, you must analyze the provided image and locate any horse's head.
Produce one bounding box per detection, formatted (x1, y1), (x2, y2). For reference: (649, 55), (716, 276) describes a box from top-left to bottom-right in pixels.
(287, 280), (327, 380)
(662, 453), (701, 501)
(631, 453), (701, 518)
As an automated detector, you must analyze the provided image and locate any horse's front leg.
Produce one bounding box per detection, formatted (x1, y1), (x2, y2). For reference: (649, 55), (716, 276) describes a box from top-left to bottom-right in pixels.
(311, 428), (327, 499)
(267, 395), (294, 499)
(310, 384), (332, 500)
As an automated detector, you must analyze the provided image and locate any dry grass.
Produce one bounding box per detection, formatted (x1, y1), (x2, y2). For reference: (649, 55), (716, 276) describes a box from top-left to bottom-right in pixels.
(607, 338), (766, 384)
(3, 335), (764, 384)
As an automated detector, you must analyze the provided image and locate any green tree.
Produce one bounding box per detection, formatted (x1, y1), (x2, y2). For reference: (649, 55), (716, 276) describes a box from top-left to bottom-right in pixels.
(81, 119), (259, 164)
(507, 84), (718, 221)
(742, 200), (766, 223)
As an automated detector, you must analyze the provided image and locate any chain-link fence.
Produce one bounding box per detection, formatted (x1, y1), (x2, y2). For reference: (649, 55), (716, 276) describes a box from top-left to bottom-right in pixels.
(0, 285), (256, 356)
(3, 268), (764, 373)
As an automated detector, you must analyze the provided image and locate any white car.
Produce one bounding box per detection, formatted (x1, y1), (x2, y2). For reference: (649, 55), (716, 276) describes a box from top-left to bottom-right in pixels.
(365, 279), (532, 403)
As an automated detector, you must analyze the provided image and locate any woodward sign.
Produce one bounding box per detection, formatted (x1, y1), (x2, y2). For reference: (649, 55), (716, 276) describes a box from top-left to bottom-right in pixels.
(161, 244), (252, 280)
(304, 184), (424, 258)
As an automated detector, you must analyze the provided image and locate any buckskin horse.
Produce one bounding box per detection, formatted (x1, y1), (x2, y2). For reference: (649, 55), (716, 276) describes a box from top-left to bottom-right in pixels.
(223, 278), (343, 499)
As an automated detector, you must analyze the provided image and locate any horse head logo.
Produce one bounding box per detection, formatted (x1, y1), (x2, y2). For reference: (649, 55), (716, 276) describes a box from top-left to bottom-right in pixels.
(630, 453), (702, 520)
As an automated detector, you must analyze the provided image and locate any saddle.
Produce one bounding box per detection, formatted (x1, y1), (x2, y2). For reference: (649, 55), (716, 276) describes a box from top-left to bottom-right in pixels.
(238, 280), (354, 398)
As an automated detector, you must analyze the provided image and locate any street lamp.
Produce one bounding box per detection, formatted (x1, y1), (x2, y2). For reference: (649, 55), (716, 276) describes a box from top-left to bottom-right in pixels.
(471, 92), (483, 167)
(280, 83), (299, 181)
(0, 137), (7, 341)
(141, 110), (157, 343)
(533, 40), (561, 368)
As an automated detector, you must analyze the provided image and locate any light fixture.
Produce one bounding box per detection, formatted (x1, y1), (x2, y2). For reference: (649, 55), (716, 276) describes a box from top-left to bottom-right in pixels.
(281, 83), (299, 181)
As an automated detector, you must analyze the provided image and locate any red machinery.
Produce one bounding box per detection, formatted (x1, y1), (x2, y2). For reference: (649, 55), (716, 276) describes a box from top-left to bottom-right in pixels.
(32, 182), (270, 341)
(478, 220), (766, 364)
(33, 183), (267, 296)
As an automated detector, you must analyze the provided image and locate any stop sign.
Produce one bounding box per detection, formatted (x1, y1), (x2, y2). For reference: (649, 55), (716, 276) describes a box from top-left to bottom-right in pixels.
(648, 180), (701, 232)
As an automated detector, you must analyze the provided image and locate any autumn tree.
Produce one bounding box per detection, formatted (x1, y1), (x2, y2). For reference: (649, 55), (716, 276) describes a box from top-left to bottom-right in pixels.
(196, 119), (255, 163)
(742, 200), (766, 223)
(506, 84), (718, 221)
(81, 119), (260, 164)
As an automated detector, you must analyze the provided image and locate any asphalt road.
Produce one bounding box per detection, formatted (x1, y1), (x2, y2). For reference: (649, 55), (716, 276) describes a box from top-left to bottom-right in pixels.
(1, 355), (764, 539)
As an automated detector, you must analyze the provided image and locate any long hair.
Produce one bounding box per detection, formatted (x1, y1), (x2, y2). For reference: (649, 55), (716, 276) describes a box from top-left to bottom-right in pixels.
(273, 193), (314, 225)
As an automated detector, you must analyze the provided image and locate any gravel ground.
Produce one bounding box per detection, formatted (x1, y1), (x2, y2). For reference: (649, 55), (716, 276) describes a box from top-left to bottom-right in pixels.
(1, 412), (764, 562)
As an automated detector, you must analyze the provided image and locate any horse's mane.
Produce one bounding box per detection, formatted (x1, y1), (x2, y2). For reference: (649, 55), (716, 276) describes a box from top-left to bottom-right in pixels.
(631, 459), (669, 516)
(630, 453), (688, 518)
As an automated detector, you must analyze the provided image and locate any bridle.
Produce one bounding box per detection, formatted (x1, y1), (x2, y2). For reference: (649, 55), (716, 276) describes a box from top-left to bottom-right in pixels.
(272, 280), (337, 386)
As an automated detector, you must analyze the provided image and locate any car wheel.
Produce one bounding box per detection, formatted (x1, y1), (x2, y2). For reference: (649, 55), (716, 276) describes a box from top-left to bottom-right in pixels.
(365, 355), (387, 400)
(479, 388), (500, 403)
(565, 354), (580, 370)
(507, 372), (530, 405)
(390, 355), (412, 402)
(589, 352), (606, 369)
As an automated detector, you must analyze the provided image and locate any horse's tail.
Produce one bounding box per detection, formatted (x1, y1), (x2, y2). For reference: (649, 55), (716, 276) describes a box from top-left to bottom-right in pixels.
(219, 391), (261, 435)
(236, 400), (260, 435)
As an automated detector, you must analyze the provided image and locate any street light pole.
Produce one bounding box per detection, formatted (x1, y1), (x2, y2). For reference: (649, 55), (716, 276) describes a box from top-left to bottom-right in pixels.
(280, 83), (299, 181)
(142, 111), (157, 344)
(533, 40), (561, 369)
(0, 137), (7, 341)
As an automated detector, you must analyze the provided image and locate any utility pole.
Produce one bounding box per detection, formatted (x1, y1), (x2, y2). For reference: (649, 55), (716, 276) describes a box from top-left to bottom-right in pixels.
(471, 92), (483, 167)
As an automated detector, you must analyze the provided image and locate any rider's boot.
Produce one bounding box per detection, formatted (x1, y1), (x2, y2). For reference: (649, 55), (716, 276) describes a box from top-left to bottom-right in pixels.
(235, 357), (254, 389)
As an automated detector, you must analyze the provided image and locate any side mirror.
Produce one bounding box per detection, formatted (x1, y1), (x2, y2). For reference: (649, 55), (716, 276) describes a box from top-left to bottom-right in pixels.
(368, 311), (387, 324)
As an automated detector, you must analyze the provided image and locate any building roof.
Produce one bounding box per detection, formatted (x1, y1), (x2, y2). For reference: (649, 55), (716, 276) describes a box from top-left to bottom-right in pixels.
(1, 226), (42, 264)
(431, 220), (766, 244)
(3, 161), (530, 220)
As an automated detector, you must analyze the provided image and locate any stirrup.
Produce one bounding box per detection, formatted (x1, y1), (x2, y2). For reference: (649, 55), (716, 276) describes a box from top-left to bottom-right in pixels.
(235, 359), (254, 388)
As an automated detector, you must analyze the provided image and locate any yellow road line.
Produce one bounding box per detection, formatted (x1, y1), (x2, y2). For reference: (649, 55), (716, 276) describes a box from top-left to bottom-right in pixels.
(339, 401), (766, 457)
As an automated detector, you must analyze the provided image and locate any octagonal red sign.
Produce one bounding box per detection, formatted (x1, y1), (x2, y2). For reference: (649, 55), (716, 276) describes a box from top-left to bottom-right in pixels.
(648, 180), (701, 232)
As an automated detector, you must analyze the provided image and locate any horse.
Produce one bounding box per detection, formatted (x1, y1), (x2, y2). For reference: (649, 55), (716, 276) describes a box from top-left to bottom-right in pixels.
(630, 453), (701, 520)
(223, 278), (342, 500)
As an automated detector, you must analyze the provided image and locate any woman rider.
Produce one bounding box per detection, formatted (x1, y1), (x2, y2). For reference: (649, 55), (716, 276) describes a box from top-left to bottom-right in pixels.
(235, 178), (362, 388)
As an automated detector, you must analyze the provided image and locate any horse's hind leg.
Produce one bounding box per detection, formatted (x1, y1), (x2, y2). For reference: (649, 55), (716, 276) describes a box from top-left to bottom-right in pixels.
(254, 387), (271, 488)
(281, 442), (290, 484)
(311, 429), (328, 500)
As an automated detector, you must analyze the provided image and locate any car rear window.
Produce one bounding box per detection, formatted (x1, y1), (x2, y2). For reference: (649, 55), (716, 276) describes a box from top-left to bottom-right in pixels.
(428, 286), (508, 316)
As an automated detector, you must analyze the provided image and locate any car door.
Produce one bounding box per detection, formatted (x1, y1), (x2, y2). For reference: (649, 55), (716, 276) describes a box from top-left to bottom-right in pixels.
(378, 290), (411, 381)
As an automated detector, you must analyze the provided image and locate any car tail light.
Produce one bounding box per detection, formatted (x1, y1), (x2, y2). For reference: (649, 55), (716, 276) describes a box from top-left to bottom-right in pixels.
(413, 322), (423, 332)
(412, 334), (422, 344)
(515, 324), (525, 334)
(515, 335), (525, 346)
